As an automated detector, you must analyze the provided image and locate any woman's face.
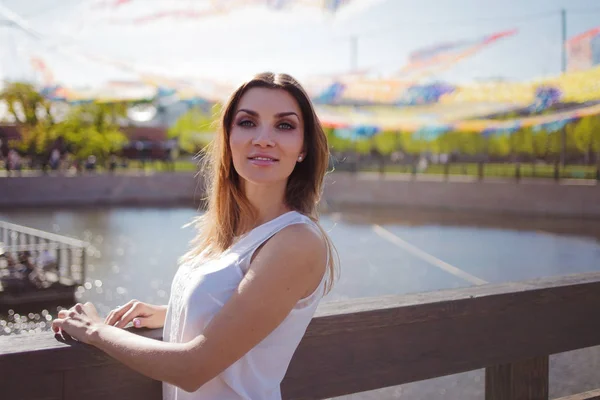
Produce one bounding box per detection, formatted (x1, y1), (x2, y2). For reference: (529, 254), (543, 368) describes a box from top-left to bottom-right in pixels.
(229, 87), (305, 188)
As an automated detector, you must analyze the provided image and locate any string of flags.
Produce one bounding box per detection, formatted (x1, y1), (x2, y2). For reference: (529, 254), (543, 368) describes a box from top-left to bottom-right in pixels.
(3, 2), (600, 140)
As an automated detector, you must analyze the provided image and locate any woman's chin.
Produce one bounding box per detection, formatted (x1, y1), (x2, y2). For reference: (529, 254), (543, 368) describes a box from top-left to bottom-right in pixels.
(240, 171), (288, 186)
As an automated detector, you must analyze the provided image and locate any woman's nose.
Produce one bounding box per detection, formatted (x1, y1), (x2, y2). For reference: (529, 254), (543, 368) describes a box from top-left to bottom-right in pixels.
(252, 126), (275, 147)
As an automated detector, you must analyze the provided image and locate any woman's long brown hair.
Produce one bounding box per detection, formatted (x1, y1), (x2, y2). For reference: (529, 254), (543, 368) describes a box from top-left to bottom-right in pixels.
(182, 72), (338, 294)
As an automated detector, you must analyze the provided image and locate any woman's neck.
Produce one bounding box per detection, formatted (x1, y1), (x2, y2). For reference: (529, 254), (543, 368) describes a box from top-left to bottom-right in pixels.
(242, 181), (290, 228)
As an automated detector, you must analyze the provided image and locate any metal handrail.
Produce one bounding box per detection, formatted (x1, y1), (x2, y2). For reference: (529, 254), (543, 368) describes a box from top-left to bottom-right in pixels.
(0, 221), (87, 247)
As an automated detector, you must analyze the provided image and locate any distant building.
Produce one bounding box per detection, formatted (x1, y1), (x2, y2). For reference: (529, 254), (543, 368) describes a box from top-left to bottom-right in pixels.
(119, 125), (176, 161)
(0, 125), (21, 141)
(0, 125), (20, 158)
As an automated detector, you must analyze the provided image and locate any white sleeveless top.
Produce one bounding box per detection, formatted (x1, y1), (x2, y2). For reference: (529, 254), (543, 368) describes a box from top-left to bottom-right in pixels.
(163, 211), (328, 400)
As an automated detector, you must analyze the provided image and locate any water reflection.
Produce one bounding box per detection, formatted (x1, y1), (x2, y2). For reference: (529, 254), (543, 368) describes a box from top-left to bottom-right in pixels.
(1, 206), (600, 336)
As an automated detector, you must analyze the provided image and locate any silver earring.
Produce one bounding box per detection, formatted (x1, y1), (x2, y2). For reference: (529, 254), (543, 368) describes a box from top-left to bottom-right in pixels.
(298, 156), (303, 162)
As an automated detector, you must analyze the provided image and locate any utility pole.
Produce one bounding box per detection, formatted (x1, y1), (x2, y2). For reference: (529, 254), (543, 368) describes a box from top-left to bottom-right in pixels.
(561, 9), (567, 74)
(350, 36), (358, 73)
(560, 8), (567, 167)
(0, 19), (13, 87)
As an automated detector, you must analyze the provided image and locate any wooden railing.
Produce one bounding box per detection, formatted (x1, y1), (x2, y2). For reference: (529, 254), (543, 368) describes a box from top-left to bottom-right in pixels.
(1, 272), (600, 400)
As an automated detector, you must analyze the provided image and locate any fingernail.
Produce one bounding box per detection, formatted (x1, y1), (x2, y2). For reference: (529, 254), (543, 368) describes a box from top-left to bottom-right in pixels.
(134, 319), (141, 328)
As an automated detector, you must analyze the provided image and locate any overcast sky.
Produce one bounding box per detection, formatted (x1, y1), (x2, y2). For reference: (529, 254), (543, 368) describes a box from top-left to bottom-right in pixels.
(1, 0), (600, 88)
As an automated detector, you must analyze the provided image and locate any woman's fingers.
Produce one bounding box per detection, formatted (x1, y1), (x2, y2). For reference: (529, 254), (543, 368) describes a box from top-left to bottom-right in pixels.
(52, 318), (64, 333)
(114, 303), (143, 329)
(51, 317), (83, 341)
(52, 302), (100, 340)
(82, 302), (103, 323)
(59, 299), (146, 328)
(83, 302), (97, 314)
(104, 300), (136, 326)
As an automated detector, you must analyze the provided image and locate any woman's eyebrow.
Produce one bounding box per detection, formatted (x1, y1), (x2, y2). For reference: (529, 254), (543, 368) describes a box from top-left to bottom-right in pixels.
(275, 112), (299, 119)
(236, 109), (299, 119)
(236, 109), (258, 116)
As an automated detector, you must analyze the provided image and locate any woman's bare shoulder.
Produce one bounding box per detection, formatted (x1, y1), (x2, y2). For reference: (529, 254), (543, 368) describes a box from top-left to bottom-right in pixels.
(272, 222), (326, 259)
(248, 222), (327, 290)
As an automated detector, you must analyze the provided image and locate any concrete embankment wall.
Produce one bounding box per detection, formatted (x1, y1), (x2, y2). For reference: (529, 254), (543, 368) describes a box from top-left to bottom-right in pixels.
(321, 174), (600, 218)
(0, 173), (204, 208)
(1, 172), (599, 218)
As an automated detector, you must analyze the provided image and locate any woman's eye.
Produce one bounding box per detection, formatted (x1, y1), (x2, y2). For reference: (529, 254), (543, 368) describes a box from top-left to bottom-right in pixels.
(278, 122), (295, 130)
(238, 120), (255, 128)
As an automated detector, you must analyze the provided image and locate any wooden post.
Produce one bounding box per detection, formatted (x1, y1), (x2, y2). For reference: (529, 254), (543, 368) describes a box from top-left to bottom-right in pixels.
(485, 356), (549, 400)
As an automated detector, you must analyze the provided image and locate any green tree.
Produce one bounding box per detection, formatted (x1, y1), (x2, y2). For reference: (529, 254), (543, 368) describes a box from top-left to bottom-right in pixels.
(372, 131), (402, 155)
(437, 131), (463, 155)
(404, 132), (426, 154)
(547, 129), (561, 158)
(325, 128), (354, 153)
(532, 129), (549, 159)
(352, 138), (369, 154)
(436, 131), (484, 156)
(55, 102), (128, 163)
(168, 105), (220, 154)
(546, 122), (582, 161)
(486, 134), (510, 157)
(0, 82), (56, 157)
(572, 116), (600, 163)
(511, 128), (534, 157)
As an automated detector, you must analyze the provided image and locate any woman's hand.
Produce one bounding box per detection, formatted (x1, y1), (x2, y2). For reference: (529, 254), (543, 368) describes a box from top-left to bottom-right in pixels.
(104, 300), (167, 329)
(51, 302), (104, 344)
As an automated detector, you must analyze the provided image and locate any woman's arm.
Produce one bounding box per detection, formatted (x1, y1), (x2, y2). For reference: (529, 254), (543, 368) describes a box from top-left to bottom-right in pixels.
(88, 324), (199, 391)
(53, 223), (326, 393)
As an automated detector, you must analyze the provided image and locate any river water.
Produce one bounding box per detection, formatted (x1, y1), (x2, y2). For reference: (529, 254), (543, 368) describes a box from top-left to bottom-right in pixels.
(2, 206), (600, 398)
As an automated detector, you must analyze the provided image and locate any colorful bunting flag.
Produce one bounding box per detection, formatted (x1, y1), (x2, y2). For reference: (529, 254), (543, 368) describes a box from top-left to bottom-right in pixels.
(566, 26), (600, 72)
(398, 29), (518, 78)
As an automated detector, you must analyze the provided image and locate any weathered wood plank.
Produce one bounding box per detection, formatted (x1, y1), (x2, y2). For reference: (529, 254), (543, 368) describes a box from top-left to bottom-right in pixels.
(485, 356), (549, 400)
(1, 272), (599, 400)
(310, 271), (600, 324)
(281, 272), (600, 399)
(64, 363), (161, 400)
(555, 389), (600, 400)
(0, 329), (163, 400)
(0, 371), (63, 400)
(0, 328), (163, 371)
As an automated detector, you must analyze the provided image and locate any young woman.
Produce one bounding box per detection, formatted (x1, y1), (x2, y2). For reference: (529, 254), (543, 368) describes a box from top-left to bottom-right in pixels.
(52, 72), (338, 399)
